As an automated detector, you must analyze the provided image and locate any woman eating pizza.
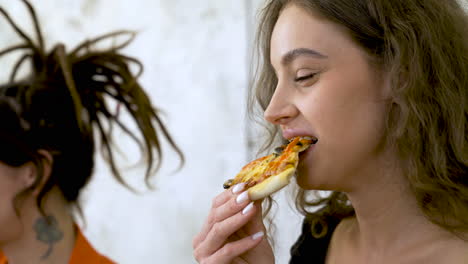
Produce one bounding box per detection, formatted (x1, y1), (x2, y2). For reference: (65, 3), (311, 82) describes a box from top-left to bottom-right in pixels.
(0, 1), (183, 263)
(193, 0), (468, 263)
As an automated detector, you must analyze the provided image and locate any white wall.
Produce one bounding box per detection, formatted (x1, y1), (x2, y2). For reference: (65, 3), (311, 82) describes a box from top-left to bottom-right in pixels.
(4, 1), (467, 263)
(0, 0), (303, 263)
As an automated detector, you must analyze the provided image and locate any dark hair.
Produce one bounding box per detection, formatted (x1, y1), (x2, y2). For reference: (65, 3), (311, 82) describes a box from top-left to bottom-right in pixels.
(0, 0), (183, 214)
(252, 0), (468, 238)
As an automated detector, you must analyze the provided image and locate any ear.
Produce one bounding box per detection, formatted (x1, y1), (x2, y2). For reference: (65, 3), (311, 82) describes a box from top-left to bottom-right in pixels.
(23, 150), (54, 196)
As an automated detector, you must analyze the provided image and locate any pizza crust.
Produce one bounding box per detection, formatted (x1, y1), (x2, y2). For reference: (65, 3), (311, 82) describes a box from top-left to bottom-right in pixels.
(248, 167), (295, 200)
(223, 136), (317, 200)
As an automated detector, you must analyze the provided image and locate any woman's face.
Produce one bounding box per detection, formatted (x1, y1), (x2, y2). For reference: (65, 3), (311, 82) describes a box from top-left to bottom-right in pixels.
(0, 162), (30, 244)
(265, 4), (391, 191)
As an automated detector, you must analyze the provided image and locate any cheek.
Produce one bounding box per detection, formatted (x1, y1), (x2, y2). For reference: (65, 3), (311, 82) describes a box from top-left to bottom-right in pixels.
(296, 74), (389, 188)
(306, 62), (388, 147)
(322, 101), (386, 151)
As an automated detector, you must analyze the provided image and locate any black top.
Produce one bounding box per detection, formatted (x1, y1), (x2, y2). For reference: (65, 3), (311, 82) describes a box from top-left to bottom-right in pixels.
(289, 216), (342, 264)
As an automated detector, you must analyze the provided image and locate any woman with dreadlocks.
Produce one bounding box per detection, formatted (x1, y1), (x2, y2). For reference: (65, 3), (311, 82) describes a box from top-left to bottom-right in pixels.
(0, 1), (183, 263)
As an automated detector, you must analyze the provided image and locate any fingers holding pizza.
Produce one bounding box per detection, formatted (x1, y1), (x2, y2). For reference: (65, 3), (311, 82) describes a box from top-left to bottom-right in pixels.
(224, 136), (318, 200)
(192, 184), (273, 264)
(193, 136), (317, 263)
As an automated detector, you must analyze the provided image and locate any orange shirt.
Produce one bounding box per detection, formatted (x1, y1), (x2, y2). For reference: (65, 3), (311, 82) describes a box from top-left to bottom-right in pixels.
(0, 228), (114, 264)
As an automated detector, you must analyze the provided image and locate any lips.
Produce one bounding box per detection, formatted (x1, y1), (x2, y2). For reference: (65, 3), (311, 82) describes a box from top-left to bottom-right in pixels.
(299, 144), (314, 156)
(282, 127), (317, 140)
(298, 136), (318, 144)
(282, 128), (318, 143)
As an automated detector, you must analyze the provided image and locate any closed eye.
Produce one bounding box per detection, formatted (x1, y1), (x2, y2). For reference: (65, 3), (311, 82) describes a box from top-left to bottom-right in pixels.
(294, 73), (316, 82)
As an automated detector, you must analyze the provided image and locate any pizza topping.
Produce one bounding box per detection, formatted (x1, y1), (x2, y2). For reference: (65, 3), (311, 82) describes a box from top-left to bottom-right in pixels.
(304, 136), (318, 144)
(274, 146), (285, 154)
(222, 136), (317, 190)
(223, 179), (233, 189)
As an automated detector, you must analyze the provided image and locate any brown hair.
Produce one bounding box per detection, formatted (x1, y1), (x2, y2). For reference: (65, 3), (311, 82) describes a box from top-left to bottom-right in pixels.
(251, 0), (468, 238)
(0, 0), (183, 214)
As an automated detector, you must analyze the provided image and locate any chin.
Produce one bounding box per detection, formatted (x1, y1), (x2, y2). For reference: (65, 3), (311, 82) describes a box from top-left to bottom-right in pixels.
(295, 169), (320, 190)
(295, 167), (339, 191)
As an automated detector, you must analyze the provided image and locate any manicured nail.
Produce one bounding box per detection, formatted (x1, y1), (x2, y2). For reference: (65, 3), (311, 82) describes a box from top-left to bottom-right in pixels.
(251, 231), (264, 240)
(236, 191), (249, 204)
(232, 183), (246, 194)
(242, 202), (254, 215)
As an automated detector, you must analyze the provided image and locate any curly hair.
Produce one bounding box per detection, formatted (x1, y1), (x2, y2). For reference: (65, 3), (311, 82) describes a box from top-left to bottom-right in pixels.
(251, 0), (468, 238)
(0, 0), (184, 215)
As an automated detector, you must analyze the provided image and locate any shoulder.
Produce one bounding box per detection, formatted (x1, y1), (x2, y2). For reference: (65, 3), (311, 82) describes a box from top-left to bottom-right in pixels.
(0, 229), (114, 264)
(0, 251), (5, 264)
(324, 216), (358, 263)
(69, 228), (116, 264)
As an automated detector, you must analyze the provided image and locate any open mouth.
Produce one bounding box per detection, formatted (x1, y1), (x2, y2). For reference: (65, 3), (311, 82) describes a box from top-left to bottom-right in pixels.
(298, 137), (317, 160)
(299, 145), (312, 159)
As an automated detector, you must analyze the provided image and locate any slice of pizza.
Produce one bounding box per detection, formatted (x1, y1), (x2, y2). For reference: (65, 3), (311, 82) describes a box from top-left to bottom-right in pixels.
(223, 136), (317, 200)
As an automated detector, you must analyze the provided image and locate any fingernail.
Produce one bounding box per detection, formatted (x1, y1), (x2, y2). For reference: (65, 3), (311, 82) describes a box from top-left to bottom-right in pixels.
(242, 202), (254, 215)
(232, 183), (246, 194)
(236, 191), (249, 204)
(251, 231), (264, 240)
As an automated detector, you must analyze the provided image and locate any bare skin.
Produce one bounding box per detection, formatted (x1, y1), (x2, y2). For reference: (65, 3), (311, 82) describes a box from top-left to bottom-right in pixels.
(194, 3), (468, 264)
(192, 182), (274, 264)
(0, 156), (76, 264)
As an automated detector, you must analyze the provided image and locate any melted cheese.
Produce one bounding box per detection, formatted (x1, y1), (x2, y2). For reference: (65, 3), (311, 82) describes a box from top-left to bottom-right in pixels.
(227, 136), (313, 190)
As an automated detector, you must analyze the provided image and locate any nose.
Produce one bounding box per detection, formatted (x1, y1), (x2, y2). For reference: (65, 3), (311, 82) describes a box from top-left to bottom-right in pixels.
(264, 84), (298, 125)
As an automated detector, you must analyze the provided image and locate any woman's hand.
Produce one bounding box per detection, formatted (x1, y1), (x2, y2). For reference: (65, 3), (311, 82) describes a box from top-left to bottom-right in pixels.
(193, 183), (275, 264)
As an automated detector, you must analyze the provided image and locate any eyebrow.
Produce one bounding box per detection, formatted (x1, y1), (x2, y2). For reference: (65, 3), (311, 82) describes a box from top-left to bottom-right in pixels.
(281, 48), (328, 65)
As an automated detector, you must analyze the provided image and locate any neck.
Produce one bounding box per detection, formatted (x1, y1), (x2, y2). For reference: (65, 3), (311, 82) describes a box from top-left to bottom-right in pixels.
(345, 161), (454, 257)
(1, 188), (76, 264)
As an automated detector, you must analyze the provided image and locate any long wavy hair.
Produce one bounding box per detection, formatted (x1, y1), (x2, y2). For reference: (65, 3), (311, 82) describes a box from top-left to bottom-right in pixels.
(251, 0), (468, 238)
(0, 0), (184, 216)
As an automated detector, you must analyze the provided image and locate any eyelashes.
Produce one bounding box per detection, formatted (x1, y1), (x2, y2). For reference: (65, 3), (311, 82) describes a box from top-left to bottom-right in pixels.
(294, 73), (317, 82)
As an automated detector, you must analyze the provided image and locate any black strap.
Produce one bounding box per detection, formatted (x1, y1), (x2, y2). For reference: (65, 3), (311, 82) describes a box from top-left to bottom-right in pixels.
(289, 216), (341, 264)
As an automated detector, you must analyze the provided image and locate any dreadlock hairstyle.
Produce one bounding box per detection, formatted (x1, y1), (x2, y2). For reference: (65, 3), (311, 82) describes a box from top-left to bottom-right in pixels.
(0, 0), (184, 214)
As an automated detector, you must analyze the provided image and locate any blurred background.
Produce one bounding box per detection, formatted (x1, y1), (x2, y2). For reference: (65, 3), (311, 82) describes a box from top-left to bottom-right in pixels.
(0, 0), (304, 263)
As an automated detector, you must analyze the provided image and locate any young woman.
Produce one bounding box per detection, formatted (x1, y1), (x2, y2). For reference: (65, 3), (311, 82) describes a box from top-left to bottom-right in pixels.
(0, 1), (183, 263)
(193, 0), (468, 263)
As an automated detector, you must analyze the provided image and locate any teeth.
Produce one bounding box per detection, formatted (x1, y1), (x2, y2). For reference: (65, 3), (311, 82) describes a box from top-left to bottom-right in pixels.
(289, 136), (318, 143)
(303, 136), (318, 144)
